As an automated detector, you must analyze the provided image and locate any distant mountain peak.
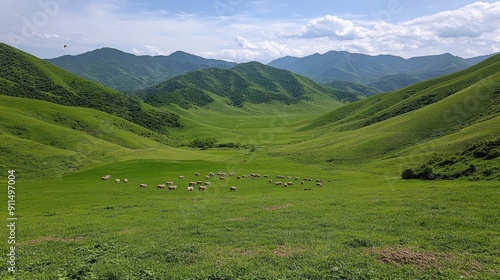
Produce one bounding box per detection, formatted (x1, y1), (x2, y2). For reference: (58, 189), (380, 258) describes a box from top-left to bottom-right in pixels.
(46, 48), (237, 92)
(267, 50), (492, 89)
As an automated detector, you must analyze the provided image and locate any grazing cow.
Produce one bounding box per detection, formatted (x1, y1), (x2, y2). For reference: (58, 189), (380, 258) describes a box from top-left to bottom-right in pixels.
(275, 181), (283, 186)
(123, 179), (128, 183)
(206, 175), (210, 180)
(115, 179), (120, 183)
(284, 183), (288, 187)
(237, 176), (241, 179)
(198, 185), (207, 191)
(295, 177), (300, 180)
(220, 177), (226, 180)
(139, 184), (147, 189)
(157, 184), (166, 189)
(178, 176), (185, 179)
(188, 182), (197, 186)
(301, 181), (305, 185)
(287, 182), (294, 186)
(230, 186), (237, 192)
(166, 181), (174, 186)
(194, 172), (200, 176)
(229, 172), (235, 176)
(102, 175), (111, 180)
(168, 185), (177, 190)
(187, 186), (194, 191)
(197, 181), (203, 185)
(276, 175), (285, 179)
(269, 179), (273, 183)
(205, 182), (211, 186)
(209, 172), (215, 177)
(316, 183), (322, 187)
(263, 175), (269, 178)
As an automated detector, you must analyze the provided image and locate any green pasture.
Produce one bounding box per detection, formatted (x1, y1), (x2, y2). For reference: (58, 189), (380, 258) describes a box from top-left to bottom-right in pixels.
(1, 52), (499, 279)
(3, 156), (499, 279)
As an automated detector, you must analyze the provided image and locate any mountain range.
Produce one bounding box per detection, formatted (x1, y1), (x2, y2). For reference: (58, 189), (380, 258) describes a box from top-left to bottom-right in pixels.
(268, 51), (496, 91)
(46, 48), (496, 94)
(46, 48), (237, 92)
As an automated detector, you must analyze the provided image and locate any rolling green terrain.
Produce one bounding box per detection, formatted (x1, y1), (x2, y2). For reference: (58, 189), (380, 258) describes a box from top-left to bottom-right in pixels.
(0, 43), (181, 134)
(136, 61), (361, 109)
(1, 44), (499, 279)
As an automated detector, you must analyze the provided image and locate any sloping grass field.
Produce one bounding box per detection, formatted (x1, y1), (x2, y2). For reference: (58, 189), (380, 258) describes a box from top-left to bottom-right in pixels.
(3, 156), (499, 279)
(1, 94), (499, 278)
(1, 51), (499, 279)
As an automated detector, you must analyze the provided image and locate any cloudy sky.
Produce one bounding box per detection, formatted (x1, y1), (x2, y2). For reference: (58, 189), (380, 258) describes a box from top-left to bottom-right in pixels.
(1, 0), (499, 62)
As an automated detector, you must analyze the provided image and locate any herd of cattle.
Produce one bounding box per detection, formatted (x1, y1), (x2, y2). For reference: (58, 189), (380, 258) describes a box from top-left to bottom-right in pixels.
(101, 172), (329, 192)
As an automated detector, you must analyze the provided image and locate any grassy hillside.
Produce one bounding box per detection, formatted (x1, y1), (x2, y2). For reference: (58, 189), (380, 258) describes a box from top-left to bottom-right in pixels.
(0, 43), (181, 133)
(302, 54), (500, 133)
(0, 95), (215, 178)
(46, 48), (237, 92)
(326, 80), (382, 97)
(282, 54), (500, 179)
(137, 61), (360, 109)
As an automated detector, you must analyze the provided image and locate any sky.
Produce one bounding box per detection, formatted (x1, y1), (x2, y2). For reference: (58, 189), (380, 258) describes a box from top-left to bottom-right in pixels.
(1, 0), (499, 63)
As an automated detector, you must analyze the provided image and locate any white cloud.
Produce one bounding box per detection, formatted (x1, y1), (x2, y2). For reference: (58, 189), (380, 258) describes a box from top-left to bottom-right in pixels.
(132, 45), (166, 56)
(38, 33), (60, 39)
(236, 36), (258, 49)
(204, 36), (306, 63)
(297, 15), (367, 40)
(234, 1), (500, 60)
(2, 1), (499, 62)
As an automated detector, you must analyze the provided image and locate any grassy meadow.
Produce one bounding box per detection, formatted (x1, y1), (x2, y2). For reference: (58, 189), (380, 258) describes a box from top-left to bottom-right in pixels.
(1, 49), (499, 279)
(2, 97), (499, 279)
(3, 156), (499, 279)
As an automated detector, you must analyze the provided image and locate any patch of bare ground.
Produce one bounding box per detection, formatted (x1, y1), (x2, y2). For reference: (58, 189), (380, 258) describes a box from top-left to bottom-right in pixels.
(273, 245), (293, 257)
(117, 227), (140, 235)
(19, 236), (86, 246)
(264, 204), (293, 211)
(369, 247), (438, 270)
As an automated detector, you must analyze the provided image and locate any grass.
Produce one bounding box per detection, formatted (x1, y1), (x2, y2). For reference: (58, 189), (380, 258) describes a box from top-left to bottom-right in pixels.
(3, 157), (499, 279)
(1, 51), (499, 279)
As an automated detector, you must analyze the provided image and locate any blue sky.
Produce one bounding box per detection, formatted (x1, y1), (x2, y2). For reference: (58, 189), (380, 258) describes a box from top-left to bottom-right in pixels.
(1, 0), (499, 62)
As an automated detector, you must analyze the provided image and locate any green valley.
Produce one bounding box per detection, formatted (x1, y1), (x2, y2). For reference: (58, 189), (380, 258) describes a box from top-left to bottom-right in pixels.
(0, 44), (499, 279)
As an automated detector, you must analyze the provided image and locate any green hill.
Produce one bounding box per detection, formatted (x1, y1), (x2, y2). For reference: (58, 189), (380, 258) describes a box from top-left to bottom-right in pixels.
(0, 43), (181, 133)
(0, 95), (213, 178)
(137, 61), (361, 109)
(326, 80), (382, 97)
(284, 54), (500, 179)
(46, 48), (237, 92)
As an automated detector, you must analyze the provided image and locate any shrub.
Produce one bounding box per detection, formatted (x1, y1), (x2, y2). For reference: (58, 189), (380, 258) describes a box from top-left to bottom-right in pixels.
(401, 169), (415, 179)
(190, 138), (217, 150)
